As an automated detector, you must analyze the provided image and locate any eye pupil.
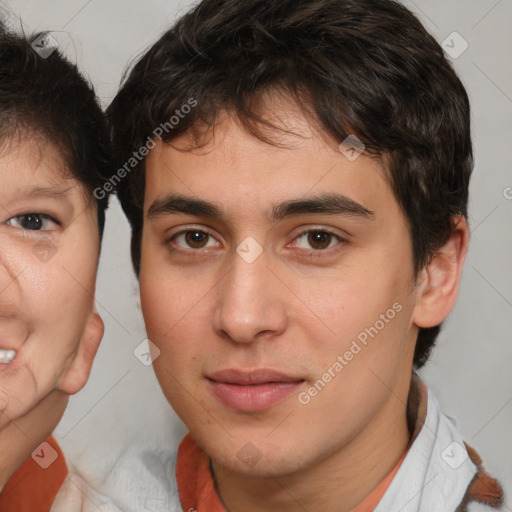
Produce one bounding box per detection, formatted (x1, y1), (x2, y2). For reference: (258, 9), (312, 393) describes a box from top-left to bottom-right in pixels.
(21, 214), (43, 230)
(308, 231), (331, 249)
(185, 230), (208, 248)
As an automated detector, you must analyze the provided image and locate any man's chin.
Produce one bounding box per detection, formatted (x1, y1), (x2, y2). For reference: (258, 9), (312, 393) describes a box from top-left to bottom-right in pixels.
(199, 435), (312, 479)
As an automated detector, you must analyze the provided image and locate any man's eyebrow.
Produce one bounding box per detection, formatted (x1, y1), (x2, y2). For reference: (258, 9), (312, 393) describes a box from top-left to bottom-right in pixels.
(146, 193), (374, 223)
(270, 194), (375, 222)
(147, 194), (224, 219)
(27, 185), (75, 198)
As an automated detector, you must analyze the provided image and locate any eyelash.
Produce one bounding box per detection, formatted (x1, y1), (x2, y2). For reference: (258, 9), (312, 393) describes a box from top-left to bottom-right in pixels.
(166, 226), (347, 255)
(5, 213), (61, 232)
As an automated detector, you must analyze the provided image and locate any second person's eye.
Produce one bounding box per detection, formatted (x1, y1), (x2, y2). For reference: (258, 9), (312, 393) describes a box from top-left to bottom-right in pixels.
(6, 213), (59, 231)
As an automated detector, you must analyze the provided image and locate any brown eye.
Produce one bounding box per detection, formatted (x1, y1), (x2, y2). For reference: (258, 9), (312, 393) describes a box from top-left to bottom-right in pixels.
(170, 229), (220, 252)
(307, 231), (333, 250)
(184, 230), (209, 248)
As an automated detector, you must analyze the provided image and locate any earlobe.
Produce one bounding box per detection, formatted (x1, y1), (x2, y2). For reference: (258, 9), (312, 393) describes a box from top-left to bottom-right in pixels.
(412, 216), (469, 329)
(57, 309), (104, 395)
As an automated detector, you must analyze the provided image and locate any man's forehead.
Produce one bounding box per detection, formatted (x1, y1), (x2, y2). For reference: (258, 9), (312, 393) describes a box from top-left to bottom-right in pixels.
(148, 96), (333, 157)
(143, 109), (394, 223)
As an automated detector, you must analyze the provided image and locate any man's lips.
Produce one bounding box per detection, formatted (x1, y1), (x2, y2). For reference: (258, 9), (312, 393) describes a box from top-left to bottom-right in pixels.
(206, 369), (305, 411)
(207, 368), (304, 385)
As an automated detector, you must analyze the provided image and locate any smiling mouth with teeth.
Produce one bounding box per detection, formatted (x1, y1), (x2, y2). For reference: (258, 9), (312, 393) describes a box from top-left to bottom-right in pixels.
(0, 349), (17, 364)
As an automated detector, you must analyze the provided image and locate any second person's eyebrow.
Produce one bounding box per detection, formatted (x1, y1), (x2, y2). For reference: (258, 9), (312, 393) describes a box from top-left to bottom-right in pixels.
(27, 185), (75, 198)
(146, 193), (374, 222)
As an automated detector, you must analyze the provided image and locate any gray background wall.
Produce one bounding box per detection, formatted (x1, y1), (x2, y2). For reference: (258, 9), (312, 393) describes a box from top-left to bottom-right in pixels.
(2, 0), (511, 503)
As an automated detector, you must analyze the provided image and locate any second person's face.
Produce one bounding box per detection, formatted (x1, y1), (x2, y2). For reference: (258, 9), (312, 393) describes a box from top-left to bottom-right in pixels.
(0, 135), (103, 428)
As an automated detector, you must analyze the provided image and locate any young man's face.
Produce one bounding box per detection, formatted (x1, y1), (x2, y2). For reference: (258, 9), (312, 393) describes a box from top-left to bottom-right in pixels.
(0, 135), (103, 428)
(141, 105), (421, 477)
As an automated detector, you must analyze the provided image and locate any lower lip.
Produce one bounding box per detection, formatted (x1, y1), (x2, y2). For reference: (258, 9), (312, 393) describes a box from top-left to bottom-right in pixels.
(208, 379), (304, 412)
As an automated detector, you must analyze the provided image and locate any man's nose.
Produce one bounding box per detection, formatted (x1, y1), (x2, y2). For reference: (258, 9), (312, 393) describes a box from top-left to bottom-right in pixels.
(212, 250), (288, 345)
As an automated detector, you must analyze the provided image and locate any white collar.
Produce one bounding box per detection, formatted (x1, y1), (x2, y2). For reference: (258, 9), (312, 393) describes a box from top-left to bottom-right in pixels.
(375, 386), (478, 512)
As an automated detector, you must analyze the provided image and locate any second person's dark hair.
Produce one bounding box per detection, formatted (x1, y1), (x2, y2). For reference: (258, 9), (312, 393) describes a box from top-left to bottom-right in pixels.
(0, 23), (112, 235)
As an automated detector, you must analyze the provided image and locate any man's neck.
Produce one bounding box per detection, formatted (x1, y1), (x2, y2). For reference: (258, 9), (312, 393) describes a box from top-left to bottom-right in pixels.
(212, 376), (416, 512)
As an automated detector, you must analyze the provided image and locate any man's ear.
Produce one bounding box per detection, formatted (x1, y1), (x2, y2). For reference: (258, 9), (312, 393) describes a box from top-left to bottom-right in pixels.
(57, 309), (104, 395)
(412, 215), (469, 328)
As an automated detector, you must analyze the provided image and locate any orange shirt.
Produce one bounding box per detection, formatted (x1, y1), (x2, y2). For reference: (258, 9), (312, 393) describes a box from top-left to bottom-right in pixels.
(0, 436), (68, 512)
(176, 433), (408, 512)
